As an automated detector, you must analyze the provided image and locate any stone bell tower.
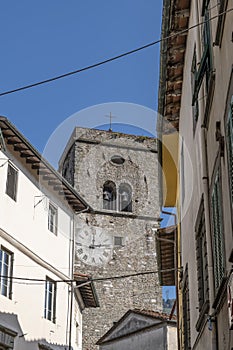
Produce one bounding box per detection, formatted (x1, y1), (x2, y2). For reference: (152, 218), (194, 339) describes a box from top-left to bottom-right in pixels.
(59, 127), (162, 350)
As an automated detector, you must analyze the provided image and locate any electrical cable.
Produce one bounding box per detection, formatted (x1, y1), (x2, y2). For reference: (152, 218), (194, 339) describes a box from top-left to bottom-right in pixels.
(0, 6), (232, 98)
(0, 267), (181, 285)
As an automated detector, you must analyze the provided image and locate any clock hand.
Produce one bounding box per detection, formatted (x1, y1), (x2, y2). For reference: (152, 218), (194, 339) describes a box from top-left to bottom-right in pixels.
(76, 241), (110, 249)
(91, 232), (95, 246)
(90, 243), (111, 248)
(76, 242), (94, 249)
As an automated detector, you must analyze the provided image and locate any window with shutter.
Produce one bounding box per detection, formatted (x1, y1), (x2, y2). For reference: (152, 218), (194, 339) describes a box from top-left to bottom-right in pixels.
(211, 170), (225, 292)
(191, 46), (199, 131)
(195, 199), (209, 311)
(182, 265), (191, 349)
(5, 163), (18, 201)
(226, 98), (233, 209)
(193, 1), (213, 105)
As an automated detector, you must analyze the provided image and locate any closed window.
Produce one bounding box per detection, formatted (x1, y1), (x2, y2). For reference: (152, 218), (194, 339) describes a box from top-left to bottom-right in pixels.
(211, 170), (225, 291)
(6, 163), (18, 201)
(195, 199), (209, 312)
(0, 247), (13, 299)
(226, 98), (233, 209)
(44, 277), (56, 323)
(48, 202), (57, 234)
(182, 265), (191, 349)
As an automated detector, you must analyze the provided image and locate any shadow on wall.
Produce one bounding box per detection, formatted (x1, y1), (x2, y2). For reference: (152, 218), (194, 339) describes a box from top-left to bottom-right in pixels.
(0, 312), (70, 350)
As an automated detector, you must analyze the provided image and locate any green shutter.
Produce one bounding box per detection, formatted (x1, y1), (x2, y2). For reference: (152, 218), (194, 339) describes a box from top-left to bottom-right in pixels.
(196, 201), (209, 310)
(211, 172), (225, 291)
(227, 101), (233, 206)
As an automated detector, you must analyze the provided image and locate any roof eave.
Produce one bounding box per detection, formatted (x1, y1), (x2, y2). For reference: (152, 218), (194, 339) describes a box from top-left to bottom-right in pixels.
(156, 225), (177, 286)
(157, 0), (191, 134)
(0, 116), (92, 213)
(74, 273), (99, 309)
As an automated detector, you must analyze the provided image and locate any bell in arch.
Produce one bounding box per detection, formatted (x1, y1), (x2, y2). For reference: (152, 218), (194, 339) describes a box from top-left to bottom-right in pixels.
(103, 190), (111, 201)
(121, 191), (129, 202)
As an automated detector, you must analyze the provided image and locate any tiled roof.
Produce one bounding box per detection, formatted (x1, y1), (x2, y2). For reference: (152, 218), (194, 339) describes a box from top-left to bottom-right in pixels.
(74, 273), (99, 308)
(0, 116), (90, 212)
(133, 308), (176, 321)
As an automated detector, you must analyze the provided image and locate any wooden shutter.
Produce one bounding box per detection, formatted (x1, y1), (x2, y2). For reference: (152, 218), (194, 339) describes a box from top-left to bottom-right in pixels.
(226, 101), (233, 207)
(211, 172), (225, 291)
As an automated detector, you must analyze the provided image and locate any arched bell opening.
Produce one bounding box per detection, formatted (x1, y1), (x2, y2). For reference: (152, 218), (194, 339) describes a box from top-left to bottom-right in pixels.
(103, 181), (116, 210)
(118, 183), (132, 212)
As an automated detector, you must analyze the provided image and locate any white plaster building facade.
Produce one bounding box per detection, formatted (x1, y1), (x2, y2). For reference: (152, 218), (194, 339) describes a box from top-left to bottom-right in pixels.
(0, 117), (98, 350)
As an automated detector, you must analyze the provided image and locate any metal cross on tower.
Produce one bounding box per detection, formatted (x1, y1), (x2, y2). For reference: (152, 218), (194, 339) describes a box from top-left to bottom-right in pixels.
(105, 112), (117, 131)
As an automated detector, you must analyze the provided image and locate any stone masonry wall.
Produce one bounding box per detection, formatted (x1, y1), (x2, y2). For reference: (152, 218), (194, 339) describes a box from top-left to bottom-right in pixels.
(60, 127), (162, 349)
(75, 213), (162, 350)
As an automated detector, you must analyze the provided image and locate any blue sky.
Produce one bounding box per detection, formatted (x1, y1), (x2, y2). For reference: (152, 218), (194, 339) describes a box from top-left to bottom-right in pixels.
(0, 1), (176, 298)
(0, 1), (163, 154)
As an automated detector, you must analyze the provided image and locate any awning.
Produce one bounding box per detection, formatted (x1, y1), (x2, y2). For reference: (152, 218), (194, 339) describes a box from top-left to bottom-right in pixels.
(156, 225), (177, 286)
(74, 273), (99, 308)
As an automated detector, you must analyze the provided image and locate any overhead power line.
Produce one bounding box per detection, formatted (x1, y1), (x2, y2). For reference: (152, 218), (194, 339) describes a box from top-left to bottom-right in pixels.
(0, 6), (232, 98)
(0, 267), (180, 285)
(91, 268), (177, 282)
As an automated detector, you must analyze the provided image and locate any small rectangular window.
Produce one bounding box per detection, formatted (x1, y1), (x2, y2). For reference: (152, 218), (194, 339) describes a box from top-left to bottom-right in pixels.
(44, 277), (56, 323)
(6, 163), (18, 201)
(114, 236), (123, 246)
(48, 202), (57, 234)
(0, 247), (13, 299)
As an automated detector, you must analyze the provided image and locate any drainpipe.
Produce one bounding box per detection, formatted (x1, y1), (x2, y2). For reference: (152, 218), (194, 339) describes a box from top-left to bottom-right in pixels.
(68, 207), (90, 350)
(201, 125), (218, 350)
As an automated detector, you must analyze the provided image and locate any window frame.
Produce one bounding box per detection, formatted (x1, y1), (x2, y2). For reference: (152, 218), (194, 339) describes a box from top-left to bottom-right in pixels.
(182, 265), (191, 349)
(214, 0), (228, 46)
(195, 198), (210, 331)
(44, 277), (56, 323)
(191, 45), (199, 131)
(195, 199), (209, 309)
(193, 1), (215, 127)
(114, 236), (124, 247)
(48, 202), (58, 235)
(180, 138), (185, 206)
(0, 246), (13, 299)
(211, 168), (225, 293)
(226, 97), (233, 212)
(5, 162), (18, 202)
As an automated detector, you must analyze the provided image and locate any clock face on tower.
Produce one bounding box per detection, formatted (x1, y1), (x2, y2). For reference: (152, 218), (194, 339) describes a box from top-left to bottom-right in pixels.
(75, 224), (113, 266)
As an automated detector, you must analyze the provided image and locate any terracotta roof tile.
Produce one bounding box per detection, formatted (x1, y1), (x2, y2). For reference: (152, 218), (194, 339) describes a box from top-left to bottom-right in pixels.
(133, 308), (177, 321)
